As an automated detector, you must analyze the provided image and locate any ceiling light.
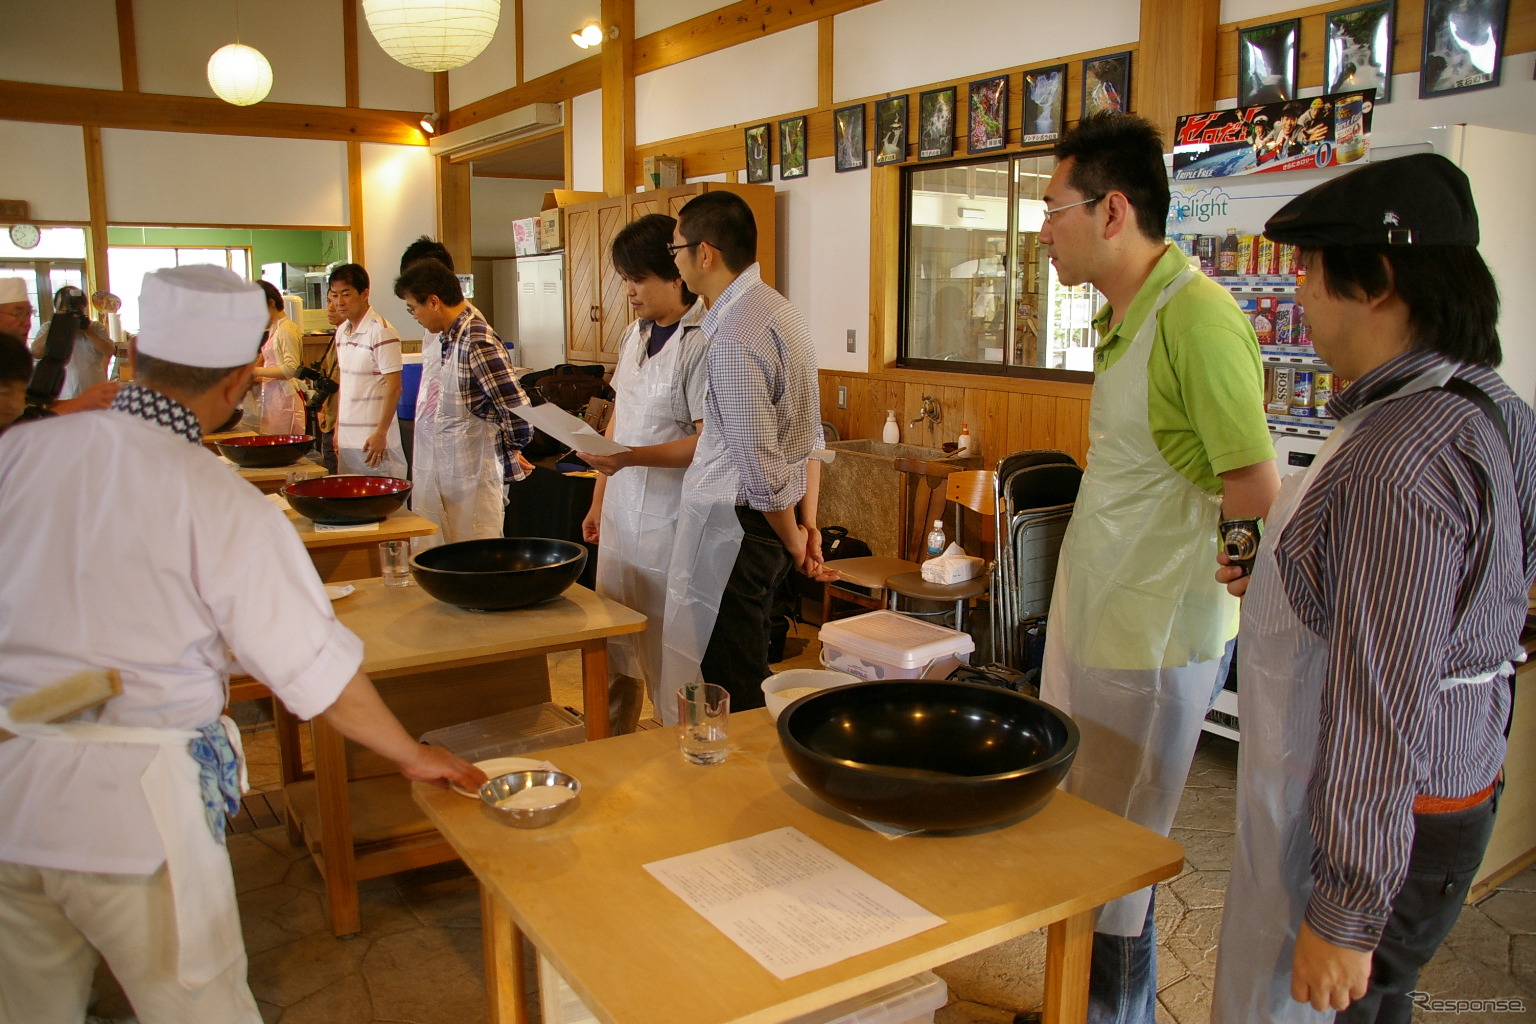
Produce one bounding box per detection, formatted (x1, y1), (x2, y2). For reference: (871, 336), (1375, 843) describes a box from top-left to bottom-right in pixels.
(207, 43), (273, 106)
(364, 0), (501, 73)
(420, 112), (441, 134)
(571, 23), (609, 49)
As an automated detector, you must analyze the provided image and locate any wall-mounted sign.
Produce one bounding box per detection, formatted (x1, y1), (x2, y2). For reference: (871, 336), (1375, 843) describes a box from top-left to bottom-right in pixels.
(1172, 89), (1375, 181)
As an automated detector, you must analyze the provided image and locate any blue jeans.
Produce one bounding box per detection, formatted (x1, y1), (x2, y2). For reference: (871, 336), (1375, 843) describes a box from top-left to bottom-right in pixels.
(1088, 888), (1158, 1024)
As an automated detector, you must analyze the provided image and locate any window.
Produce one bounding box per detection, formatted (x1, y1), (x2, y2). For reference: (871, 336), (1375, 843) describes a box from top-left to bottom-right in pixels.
(899, 154), (1105, 379)
(107, 246), (252, 333)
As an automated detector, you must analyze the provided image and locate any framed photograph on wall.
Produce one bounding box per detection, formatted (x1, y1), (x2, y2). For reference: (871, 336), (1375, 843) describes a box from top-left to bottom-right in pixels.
(1021, 64), (1067, 143)
(873, 95), (909, 165)
(1238, 19), (1299, 105)
(779, 115), (808, 179)
(1327, 2), (1395, 102)
(1420, 0), (1506, 98)
(834, 104), (867, 172)
(743, 123), (771, 184)
(917, 86), (956, 159)
(1081, 52), (1130, 117)
(967, 74), (1009, 153)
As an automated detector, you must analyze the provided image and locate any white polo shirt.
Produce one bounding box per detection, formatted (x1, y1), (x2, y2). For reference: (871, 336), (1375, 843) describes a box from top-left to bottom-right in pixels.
(334, 306), (404, 454)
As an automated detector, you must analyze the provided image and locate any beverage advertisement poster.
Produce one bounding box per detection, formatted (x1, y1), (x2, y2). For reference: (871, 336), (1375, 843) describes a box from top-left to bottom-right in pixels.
(1172, 89), (1375, 181)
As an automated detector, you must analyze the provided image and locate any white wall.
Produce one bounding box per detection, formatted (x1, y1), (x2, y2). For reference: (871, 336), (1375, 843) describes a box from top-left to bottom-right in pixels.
(1367, 56), (1536, 138)
(471, 177), (552, 257)
(360, 143), (437, 341)
(101, 130), (348, 226)
(524, 0), (601, 82)
(0, 0), (122, 90)
(636, 0), (726, 37)
(0, 122), (91, 222)
(571, 91), (605, 192)
(356, 5), (436, 113)
(448, 6), (521, 108)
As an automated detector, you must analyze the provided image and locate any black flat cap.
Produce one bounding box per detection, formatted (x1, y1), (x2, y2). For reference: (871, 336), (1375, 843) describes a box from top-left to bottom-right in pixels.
(1264, 152), (1478, 247)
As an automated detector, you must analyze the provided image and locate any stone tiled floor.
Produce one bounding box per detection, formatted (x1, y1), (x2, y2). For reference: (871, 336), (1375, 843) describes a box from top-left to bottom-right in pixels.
(92, 629), (1536, 1023)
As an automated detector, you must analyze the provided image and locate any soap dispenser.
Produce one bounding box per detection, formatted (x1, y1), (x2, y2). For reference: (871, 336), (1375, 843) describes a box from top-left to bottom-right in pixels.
(882, 410), (900, 444)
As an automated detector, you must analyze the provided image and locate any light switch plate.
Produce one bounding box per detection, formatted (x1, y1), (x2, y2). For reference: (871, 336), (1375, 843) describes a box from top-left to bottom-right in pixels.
(836, 386), (848, 409)
(846, 329), (857, 353)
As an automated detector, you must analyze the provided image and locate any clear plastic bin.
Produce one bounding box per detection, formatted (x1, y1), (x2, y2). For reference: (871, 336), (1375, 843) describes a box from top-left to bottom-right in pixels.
(819, 610), (974, 681)
(419, 702), (584, 761)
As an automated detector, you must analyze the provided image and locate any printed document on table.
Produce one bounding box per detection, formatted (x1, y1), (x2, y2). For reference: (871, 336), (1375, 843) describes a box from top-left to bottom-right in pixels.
(643, 826), (944, 979)
(512, 404), (630, 456)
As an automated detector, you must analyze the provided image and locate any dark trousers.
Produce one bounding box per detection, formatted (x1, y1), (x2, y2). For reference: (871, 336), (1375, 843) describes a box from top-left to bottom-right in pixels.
(700, 507), (793, 715)
(1337, 791), (1499, 1024)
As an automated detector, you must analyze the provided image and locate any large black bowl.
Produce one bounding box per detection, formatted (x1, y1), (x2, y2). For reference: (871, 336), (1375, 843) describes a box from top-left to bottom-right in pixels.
(217, 434), (313, 468)
(283, 475), (410, 525)
(410, 538), (587, 611)
(777, 680), (1079, 831)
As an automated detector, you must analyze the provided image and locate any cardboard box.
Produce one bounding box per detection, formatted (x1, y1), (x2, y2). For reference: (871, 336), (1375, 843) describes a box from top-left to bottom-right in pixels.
(539, 189), (604, 252)
(642, 155), (682, 190)
(512, 217), (540, 256)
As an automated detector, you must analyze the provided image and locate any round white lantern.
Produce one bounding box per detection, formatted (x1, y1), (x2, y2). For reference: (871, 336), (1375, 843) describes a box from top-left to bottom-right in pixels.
(363, 0), (501, 73)
(206, 43), (273, 106)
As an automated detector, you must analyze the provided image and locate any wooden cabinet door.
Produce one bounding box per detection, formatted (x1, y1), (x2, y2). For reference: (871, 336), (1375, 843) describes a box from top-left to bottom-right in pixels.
(596, 199), (631, 360)
(564, 205), (600, 361)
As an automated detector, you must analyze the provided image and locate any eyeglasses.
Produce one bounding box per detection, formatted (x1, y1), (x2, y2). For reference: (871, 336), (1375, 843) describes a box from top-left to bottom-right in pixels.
(665, 240), (703, 256)
(1041, 195), (1104, 222)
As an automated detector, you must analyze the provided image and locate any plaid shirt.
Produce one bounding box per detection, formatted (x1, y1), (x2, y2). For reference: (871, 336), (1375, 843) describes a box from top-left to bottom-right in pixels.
(440, 308), (533, 482)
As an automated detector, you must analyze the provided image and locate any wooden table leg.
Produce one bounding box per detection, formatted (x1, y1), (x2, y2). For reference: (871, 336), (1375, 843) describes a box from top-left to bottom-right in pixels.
(312, 716), (362, 937)
(481, 884), (527, 1024)
(580, 639), (611, 740)
(272, 700), (306, 845)
(1043, 909), (1093, 1024)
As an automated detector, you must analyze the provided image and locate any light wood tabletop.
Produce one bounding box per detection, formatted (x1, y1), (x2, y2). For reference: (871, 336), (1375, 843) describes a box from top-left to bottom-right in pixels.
(230, 459), (326, 493)
(415, 711), (1185, 1024)
(278, 505), (439, 581)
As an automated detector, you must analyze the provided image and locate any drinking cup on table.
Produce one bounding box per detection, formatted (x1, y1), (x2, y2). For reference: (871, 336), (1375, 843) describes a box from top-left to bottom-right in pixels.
(677, 682), (730, 765)
(379, 540), (412, 588)
(284, 469), (307, 489)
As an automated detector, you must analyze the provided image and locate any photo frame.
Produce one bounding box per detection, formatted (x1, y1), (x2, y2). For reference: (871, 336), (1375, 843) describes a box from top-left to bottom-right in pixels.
(1420, 0), (1506, 98)
(1326, 2), (1395, 103)
(967, 74), (1009, 153)
(1081, 52), (1130, 118)
(743, 123), (771, 184)
(1238, 20), (1299, 105)
(1021, 64), (1067, 143)
(917, 86), (956, 160)
(873, 95), (909, 165)
(778, 115), (808, 179)
(834, 104), (867, 172)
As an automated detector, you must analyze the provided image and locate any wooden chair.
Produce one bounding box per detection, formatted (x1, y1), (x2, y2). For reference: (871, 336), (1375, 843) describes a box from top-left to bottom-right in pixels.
(884, 470), (997, 641)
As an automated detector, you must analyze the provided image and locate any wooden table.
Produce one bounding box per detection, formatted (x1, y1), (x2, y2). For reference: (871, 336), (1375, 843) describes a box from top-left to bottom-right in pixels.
(415, 713), (1184, 1024)
(203, 428), (256, 452)
(231, 459), (326, 494)
(264, 578), (646, 936)
(281, 504), (439, 582)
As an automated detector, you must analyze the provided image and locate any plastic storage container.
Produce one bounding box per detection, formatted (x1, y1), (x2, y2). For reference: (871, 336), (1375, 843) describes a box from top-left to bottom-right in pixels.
(818, 610), (975, 680)
(419, 702), (584, 761)
(398, 352), (422, 420)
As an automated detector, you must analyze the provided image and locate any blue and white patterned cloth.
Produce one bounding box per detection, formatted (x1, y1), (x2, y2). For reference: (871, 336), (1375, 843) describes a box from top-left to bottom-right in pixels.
(188, 722), (242, 845)
(111, 383), (203, 445)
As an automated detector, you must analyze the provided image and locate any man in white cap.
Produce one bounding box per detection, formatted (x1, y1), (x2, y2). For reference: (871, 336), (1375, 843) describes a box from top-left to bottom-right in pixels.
(0, 265), (484, 1023)
(0, 278), (32, 339)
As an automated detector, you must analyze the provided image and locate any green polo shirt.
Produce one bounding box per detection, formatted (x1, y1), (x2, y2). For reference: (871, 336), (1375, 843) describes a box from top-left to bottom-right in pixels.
(1092, 245), (1273, 494)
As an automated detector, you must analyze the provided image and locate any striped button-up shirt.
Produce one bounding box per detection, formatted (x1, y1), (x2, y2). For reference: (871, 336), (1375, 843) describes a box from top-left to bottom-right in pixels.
(1276, 350), (1536, 949)
(440, 308), (533, 482)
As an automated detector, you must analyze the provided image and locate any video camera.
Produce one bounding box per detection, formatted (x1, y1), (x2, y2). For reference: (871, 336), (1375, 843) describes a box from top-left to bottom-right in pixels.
(295, 363), (339, 414)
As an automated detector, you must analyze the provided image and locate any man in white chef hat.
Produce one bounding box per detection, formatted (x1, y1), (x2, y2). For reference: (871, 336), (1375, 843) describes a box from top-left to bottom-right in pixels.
(0, 265), (484, 1023)
(0, 277), (33, 339)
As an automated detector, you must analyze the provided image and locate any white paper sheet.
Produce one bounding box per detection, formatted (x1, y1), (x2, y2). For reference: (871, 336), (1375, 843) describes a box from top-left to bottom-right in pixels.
(643, 827), (944, 980)
(311, 521), (382, 533)
(512, 404), (630, 456)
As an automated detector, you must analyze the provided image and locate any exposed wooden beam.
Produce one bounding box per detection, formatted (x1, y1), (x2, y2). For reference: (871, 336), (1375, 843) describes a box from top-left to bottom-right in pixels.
(438, 157), (473, 271)
(347, 141), (365, 261)
(449, 58), (601, 132)
(0, 79), (429, 146)
(601, 0), (636, 196)
(342, 0), (360, 109)
(114, 0), (139, 93)
(632, 0), (880, 74)
(1137, 0), (1217, 140)
(83, 127), (110, 298)
(514, 0), (525, 88)
(818, 18), (834, 111)
(434, 74), (451, 132)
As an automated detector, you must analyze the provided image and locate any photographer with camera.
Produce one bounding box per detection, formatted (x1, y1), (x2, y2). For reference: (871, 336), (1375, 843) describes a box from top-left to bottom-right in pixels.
(292, 302), (343, 472)
(30, 285), (112, 402)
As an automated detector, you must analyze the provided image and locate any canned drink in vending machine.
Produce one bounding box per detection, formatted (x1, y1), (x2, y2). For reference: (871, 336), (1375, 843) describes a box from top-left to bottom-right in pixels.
(1290, 370), (1315, 417)
(1313, 372), (1333, 410)
(1268, 366), (1293, 414)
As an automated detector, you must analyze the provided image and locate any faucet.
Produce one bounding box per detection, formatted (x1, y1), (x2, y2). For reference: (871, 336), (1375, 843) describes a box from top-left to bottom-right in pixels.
(909, 395), (942, 429)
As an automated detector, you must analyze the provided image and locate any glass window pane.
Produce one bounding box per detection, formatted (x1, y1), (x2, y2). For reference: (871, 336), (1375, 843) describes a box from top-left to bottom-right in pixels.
(175, 248), (230, 267)
(108, 248), (178, 334)
(0, 227), (87, 261)
(228, 249), (249, 278)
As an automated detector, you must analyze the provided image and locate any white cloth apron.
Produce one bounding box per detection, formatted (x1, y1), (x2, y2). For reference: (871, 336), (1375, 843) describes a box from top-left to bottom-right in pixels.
(1211, 362), (1511, 1023)
(599, 320), (702, 705)
(258, 323), (304, 436)
(1040, 267), (1232, 936)
(411, 318), (505, 550)
(0, 707), (247, 989)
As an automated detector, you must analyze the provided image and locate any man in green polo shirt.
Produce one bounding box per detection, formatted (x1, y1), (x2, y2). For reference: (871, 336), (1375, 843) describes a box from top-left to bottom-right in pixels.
(1036, 112), (1277, 1024)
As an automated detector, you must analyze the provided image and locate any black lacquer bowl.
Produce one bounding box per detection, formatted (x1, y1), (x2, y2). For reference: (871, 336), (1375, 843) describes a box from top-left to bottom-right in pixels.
(282, 475), (410, 525)
(777, 680), (1079, 831)
(217, 434), (313, 468)
(410, 538), (587, 611)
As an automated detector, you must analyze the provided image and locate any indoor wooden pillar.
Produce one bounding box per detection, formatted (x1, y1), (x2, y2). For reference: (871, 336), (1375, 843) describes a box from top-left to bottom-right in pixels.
(438, 158), (473, 272)
(83, 127), (110, 298)
(600, 0), (636, 196)
(1136, 0), (1220, 142)
(347, 141), (365, 262)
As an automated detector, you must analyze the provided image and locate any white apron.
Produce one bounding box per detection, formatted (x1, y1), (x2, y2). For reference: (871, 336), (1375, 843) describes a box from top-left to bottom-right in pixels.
(411, 317), (505, 549)
(1040, 267), (1232, 936)
(0, 707), (247, 989)
(598, 317), (704, 706)
(1211, 362), (1512, 1023)
(258, 323), (305, 436)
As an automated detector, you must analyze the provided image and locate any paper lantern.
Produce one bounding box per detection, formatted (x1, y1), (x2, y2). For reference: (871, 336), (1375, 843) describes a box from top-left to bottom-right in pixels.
(206, 43), (273, 106)
(363, 0), (501, 73)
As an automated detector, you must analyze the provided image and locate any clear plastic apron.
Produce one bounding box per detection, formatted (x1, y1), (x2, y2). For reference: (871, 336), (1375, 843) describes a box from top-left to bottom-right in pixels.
(1039, 267), (1232, 935)
(599, 312), (705, 709)
(0, 707), (247, 989)
(258, 323), (304, 436)
(410, 316), (505, 549)
(1212, 362), (1512, 1023)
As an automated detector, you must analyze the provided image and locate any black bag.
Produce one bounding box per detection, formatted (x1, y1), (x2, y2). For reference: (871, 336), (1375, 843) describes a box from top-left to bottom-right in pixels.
(820, 526), (872, 561)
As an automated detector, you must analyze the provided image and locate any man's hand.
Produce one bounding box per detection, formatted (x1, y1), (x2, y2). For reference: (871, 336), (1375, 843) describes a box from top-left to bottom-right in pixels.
(53, 381), (121, 415)
(582, 507), (601, 544)
(797, 524), (840, 582)
(576, 450), (630, 477)
(398, 743), (487, 792)
(1292, 921), (1372, 1012)
(363, 429), (388, 467)
(1215, 548), (1251, 598)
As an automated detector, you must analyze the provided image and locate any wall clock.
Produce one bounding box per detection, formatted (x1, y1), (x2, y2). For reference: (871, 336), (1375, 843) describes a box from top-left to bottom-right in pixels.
(8, 224), (41, 249)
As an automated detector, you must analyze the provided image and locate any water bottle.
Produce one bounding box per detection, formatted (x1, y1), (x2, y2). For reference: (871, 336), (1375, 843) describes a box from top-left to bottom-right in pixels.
(924, 519), (946, 560)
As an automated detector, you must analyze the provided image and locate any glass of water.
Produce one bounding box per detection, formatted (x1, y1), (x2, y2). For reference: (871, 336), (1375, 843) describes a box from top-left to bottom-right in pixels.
(379, 540), (412, 588)
(677, 682), (730, 765)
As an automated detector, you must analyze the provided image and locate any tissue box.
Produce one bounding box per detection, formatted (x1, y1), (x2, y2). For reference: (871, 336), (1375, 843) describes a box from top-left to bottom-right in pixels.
(920, 543), (984, 584)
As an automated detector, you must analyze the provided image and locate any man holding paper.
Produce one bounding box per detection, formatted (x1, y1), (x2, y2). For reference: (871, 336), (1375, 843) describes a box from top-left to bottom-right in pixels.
(394, 259), (534, 545)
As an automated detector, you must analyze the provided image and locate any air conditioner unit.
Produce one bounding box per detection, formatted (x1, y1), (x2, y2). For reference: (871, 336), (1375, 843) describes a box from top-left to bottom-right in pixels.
(428, 103), (563, 160)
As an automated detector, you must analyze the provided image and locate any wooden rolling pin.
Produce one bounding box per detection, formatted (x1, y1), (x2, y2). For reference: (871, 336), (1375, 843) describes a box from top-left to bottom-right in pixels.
(0, 669), (123, 742)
